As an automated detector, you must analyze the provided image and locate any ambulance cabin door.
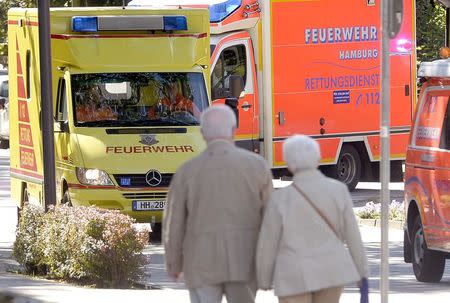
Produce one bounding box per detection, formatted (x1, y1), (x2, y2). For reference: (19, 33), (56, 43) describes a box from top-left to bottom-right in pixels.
(54, 73), (72, 204)
(211, 32), (259, 153)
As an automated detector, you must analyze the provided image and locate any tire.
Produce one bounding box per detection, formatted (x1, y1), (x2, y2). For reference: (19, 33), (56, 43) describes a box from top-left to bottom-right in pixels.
(411, 216), (446, 282)
(62, 190), (72, 206)
(17, 187), (29, 225)
(150, 222), (162, 243)
(404, 229), (412, 263)
(0, 139), (9, 149)
(329, 145), (361, 191)
(390, 161), (404, 182)
(22, 187), (29, 205)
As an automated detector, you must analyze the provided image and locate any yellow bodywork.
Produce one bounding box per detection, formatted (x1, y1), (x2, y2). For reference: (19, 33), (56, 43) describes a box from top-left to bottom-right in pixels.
(8, 7), (210, 223)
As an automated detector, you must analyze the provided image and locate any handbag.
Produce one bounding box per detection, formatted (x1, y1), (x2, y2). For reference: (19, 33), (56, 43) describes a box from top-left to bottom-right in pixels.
(292, 183), (369, 303)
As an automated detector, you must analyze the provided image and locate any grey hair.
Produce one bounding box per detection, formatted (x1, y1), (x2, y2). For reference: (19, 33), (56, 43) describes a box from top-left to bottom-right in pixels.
(283, 135), (321, 173)
(200, 105), (237, 141)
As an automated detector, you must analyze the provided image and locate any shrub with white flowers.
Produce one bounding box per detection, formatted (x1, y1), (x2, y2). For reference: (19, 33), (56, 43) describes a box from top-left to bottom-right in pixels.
(356, 200), (405, 221)
(13, 204), (149, 288)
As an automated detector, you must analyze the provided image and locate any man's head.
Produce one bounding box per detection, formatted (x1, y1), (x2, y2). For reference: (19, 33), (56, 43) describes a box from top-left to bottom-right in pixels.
(283, 134), (321, 174)
(200, 105), (237, 142)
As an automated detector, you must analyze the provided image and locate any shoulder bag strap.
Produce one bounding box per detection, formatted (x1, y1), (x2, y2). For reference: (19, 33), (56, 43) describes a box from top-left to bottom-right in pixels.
(292, 183), (341, 241)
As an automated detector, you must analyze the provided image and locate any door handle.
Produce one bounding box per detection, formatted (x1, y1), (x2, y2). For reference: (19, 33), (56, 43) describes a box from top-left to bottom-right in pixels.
(241, 104), (252, 109)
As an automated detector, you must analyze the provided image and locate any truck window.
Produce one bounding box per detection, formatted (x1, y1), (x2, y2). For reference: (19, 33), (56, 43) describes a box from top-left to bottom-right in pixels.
(211, 44), (247, 100)
(56, 79), (68, 122)
(71, 72), (208, 127)
(0, 80), (8, 98)
(439, 101), (450, 150)
(26, 50), (30, 99)
(415, 95), (449, 149)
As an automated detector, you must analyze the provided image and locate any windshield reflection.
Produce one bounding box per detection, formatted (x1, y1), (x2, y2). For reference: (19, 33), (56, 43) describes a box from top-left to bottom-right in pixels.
(71, 72), (209, 127)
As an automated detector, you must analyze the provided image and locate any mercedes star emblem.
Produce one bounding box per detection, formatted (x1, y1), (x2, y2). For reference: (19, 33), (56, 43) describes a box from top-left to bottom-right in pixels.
(145, 169), (163, 187)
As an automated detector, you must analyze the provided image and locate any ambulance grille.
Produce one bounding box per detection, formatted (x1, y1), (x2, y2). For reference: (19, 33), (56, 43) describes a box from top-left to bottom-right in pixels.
(122, 192), (168, 200)
(114, 173), (173, 188)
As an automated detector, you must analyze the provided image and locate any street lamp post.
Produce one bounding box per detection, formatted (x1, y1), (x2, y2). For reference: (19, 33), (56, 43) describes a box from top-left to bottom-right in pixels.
(380, 1), (404, 302)
(38, 0), (56, 209)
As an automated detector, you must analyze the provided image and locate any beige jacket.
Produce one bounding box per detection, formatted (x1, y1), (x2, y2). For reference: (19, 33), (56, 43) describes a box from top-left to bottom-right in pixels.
(256, 169), (368, 297)
(163, 140), (273, 288)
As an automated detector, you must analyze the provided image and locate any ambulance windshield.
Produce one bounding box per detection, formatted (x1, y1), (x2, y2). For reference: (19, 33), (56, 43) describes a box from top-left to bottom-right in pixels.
(71, 72), (208, 127)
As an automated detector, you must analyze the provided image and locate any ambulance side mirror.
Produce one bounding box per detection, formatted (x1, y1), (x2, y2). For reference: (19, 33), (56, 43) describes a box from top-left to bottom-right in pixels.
(229, 75), (244, 99)
(56, 120), (69, 133)
(225, 97), (239, 128)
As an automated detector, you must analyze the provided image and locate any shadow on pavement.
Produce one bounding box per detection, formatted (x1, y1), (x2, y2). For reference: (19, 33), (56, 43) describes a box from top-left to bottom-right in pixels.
(345, 241), (450, 294)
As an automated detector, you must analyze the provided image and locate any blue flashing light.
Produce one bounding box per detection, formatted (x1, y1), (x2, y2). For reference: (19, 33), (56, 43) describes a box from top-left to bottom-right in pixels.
(163, 16), (188, 31)
(209, 0), (242, 23)
(72, 16), (98, 32)
(120, 178), (131, 186)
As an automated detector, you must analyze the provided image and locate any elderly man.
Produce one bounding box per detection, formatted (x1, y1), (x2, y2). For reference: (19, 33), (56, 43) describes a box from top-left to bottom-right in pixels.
(163, 105), (273, 303)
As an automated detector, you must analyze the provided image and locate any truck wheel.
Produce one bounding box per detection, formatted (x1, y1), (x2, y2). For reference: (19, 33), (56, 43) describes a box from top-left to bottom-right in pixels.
(403, 229), (412, 263)
(62, 190), (72, 206)
(330, 145), (361, 191)
(22, 187), (29, 206)
(411, 216), (445, 282)
(17, 187), (28, 225)
(150, 223), (162, 242)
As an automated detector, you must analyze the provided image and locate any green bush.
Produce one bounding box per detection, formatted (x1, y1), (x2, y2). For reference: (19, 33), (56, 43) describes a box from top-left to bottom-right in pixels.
(13, 204), (149, 288)
(12, 203), (47, 275)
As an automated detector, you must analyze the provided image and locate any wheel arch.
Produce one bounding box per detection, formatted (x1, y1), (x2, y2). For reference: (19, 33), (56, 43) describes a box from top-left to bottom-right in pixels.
(407, 200), (420, 241)
(20, 181), (27, 208)
(61, 178), (69, 200)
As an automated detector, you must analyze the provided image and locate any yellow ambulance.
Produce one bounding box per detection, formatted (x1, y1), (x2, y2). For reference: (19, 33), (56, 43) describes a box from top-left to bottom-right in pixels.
(8, 7), (210, 225)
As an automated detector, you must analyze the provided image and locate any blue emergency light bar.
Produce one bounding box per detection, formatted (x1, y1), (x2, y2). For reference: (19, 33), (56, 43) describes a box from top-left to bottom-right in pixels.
(72, 15), (188, 32)
(72, 16), (98, 32)
(210, 0), (242, 23)
(163, 16), (188, 31)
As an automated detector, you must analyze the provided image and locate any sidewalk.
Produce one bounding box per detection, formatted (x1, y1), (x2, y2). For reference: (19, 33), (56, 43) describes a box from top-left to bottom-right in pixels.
(3, 225), (450, 303)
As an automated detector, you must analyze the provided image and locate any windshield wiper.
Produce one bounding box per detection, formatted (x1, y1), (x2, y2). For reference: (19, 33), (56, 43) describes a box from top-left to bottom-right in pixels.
(76, 120), (122, 127)
(76, 118), (197, 127)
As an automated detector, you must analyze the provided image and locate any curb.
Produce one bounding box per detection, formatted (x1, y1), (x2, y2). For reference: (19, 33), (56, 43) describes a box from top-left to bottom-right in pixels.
(357, 218), (404, 230)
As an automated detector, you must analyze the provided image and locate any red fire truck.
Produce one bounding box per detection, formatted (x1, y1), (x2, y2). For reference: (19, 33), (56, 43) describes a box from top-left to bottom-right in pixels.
(130, 0), (416, 190)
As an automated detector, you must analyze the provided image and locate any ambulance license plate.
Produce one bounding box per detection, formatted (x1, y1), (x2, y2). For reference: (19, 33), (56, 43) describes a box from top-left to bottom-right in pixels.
(132, 201), (165, 211)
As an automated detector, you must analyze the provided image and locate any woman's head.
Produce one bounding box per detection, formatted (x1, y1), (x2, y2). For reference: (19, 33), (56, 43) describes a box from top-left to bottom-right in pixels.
(283, 135), (321, 173)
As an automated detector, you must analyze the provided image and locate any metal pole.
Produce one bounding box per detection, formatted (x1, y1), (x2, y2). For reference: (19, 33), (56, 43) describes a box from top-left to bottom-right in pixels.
(38, 0), (56, 209)
(446, 8), (450, 46)
(261, 0), (273, 165)
(380, 0), (391, 302)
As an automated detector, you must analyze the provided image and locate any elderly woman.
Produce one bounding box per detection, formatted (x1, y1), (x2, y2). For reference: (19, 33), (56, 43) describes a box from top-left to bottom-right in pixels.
(256, 135), (368, 303)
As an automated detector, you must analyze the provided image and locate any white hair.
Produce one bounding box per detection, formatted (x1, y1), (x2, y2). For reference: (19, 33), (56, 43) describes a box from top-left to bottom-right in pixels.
(200, 105), (237, 141)
(283, 135), (321, 173)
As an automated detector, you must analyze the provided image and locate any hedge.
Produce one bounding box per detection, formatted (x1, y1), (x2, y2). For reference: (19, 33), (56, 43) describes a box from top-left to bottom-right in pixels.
(13, 204), (149, 288)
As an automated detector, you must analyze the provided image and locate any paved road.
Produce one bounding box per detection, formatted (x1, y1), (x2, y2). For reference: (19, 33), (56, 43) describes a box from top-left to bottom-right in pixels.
(0, 149), (404, 244)
(0, 149), (14, 246)
(2, 149), (450, 302)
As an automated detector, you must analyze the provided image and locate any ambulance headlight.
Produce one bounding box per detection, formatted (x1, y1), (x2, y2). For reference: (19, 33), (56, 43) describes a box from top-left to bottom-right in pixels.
(76, 167), (114, 186)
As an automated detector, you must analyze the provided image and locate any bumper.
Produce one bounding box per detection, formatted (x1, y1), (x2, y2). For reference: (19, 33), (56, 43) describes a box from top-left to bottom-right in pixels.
(69, 186), (166, 223)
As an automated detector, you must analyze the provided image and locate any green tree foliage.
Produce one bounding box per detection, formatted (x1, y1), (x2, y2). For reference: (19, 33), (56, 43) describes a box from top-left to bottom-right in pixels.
(0, 0), (127, 67)
(0, 1), (448, 68)
(0, 1), (69, 66)
(416, 0), (446, 64)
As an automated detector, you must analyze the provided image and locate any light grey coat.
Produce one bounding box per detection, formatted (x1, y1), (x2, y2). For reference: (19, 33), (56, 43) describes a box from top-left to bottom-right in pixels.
(163, 140), (273, 288)
(256, 169), (368, 297)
